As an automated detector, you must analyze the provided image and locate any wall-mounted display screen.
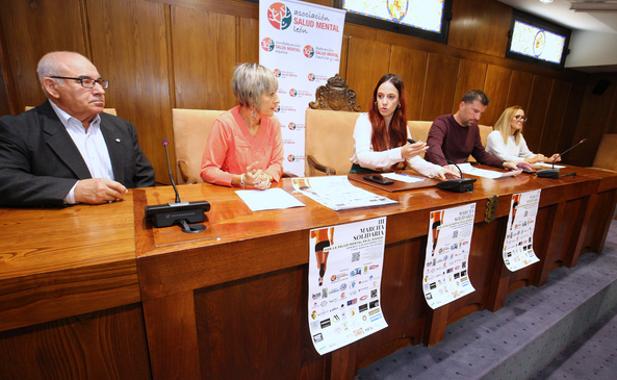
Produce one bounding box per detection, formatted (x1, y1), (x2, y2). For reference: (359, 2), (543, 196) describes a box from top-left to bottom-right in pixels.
(336, 0), (451, 43)
(506, 11), (570, 67)
(510, 20), (566, 64)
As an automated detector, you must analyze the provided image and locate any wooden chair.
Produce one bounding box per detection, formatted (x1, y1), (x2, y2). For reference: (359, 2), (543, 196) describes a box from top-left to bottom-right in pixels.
(305, 75), (360, 175)
(25, 105), (117, 115)
(172, 108), (224, 183)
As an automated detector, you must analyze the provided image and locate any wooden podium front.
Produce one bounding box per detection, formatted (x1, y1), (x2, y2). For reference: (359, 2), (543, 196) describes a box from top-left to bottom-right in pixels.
(1, 166), (616, 379)
(134, 166), (616, 379)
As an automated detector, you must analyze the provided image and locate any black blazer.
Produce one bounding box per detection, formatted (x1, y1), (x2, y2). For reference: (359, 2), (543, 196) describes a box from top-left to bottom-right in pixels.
(0, 101), (155, 207)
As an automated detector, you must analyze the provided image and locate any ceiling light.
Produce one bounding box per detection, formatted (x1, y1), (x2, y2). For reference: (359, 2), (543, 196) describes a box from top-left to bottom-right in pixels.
(539, 0), (554, 4)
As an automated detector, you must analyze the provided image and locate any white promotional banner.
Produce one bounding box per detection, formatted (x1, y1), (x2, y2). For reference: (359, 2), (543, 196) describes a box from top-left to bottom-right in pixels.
(502, 190), (541, 272)
(422, 203), (477, 309)
(259, 0), (346, 176)
(308, 217), (388, 355)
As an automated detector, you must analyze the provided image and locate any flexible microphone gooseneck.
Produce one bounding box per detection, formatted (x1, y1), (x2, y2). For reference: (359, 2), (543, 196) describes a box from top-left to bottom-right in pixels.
(144, 140), (210, 233)
(405, 139), (475, 192)
(435, 160), (476, 192)
(538, 138), (587, 179)
(163, 140), (181, 204)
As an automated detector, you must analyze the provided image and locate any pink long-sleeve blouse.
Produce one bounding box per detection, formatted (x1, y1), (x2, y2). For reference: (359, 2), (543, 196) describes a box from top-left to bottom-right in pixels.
(200, 106), (283, 186)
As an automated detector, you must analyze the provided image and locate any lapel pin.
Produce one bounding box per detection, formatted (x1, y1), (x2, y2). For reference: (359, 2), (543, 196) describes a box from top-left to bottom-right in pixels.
(115, 138), (121, 143)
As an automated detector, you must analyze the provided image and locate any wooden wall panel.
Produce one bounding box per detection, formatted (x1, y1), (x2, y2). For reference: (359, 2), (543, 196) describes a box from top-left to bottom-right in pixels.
(87, 0), (172, 183)
(172, 5), (237, 110)
(0, 304), (150, 379)
(525, 75), (553, 150)
(559, 81), (586, 153)
(0, 0), (87, 110)
(483, 65), (512, 125)
(507, 70), (534, 110)
(540, 80), (571, 155)
(421, 53), (459, 120)
(346, 37), (390, 111)
(569, 77), (617, 166)
(388, 46), (428, 120)
(605, 77), (617, 134)
(449, 0), (511, 58)
(0, 60), (9, 116)
(239, 16), (259, 65)
(339, 34), (350, 78)
(452, 59), (488, 113)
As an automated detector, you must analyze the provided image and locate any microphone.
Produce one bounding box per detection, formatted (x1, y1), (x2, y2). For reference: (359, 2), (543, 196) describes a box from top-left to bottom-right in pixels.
(537, 138), (587, 179)
(435, 160), (476, 193)
(163, 140), (181, 204)
(145, 140), (210, 233)
(405, 139), (475, 192)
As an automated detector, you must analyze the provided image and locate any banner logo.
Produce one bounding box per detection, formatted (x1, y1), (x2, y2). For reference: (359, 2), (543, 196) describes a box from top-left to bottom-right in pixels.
(289, 88), (298, 97)
(273, 68), (281, 77)
(307, 73), (315, 81)
(267, 2), (292, 30)
(261, 37), (275, 52)
(303, 45), (315, 58)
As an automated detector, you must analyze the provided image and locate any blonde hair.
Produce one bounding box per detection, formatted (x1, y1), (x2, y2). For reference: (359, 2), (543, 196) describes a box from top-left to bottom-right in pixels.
(232, 63), (278, 108)
(494, 105), (524, 145)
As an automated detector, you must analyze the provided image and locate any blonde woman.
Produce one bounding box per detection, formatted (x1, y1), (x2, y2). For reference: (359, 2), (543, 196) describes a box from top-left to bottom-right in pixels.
(486, 105), (560, 164)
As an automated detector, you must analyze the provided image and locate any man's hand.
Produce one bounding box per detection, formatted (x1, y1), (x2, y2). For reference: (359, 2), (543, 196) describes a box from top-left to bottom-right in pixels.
(503, 161), (520, 171)
(516, 161), (534, 172)
(74, 178), (128, 204)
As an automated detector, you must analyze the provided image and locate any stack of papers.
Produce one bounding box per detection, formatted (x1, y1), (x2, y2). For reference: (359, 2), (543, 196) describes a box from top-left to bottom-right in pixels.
(235, 188), (305, 211)
(291, 176), (397, 211)
(456, 163), (521, 179)
(533, 162), (565, 169)
(381, 172), (425, 183)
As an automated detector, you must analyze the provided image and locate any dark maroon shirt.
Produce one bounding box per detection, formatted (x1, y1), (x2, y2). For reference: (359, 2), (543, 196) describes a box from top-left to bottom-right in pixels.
(425, 114), (503, 168)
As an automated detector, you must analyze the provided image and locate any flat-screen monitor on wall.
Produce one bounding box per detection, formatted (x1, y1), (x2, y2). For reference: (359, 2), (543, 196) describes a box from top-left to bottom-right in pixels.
(506, 11), (570, 67)
(336, 0), (451, 43)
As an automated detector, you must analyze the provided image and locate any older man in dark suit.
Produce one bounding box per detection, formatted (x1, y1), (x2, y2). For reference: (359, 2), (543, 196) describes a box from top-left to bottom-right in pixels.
(0, 51), (154, 207)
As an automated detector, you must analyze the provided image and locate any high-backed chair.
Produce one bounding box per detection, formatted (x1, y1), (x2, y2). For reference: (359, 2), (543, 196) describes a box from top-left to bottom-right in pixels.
(592, 134), (617, 172)
(25, 105), (117, 115)
(172, 108), (224, 183)
(305, 109), (359, 176)
(408, 121), (493, 162)
(305, 74), (360, 176)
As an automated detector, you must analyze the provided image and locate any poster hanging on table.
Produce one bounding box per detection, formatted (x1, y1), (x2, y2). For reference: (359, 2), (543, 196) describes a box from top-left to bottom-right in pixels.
(502, 190), (541, 272)
(307, 217), (388, 355)
(422, 203), (477, 309)
(259, 0), (346, 176)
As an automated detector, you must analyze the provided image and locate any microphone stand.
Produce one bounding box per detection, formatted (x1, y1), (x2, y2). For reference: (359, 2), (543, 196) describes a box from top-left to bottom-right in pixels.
(145, 140), (210, 233)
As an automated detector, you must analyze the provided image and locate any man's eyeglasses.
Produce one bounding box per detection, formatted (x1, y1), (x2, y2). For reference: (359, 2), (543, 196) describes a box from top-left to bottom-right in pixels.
(48, 75), (109, 89)
(514, 115), (528, 122)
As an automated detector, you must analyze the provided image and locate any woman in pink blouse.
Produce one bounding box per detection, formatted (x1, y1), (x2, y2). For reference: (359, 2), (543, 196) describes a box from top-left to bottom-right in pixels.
(201, 63), (283, 189)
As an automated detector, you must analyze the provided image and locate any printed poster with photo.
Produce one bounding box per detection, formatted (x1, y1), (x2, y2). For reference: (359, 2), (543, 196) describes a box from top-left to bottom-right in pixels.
(422, 203), (477, 310)
(259, 0), (346, 176)
(502, 190), (541, 272)
(308, 217), (388, 355)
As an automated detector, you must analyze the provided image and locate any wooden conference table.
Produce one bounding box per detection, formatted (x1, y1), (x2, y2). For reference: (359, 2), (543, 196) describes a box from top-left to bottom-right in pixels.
(1, 165), (616, 379)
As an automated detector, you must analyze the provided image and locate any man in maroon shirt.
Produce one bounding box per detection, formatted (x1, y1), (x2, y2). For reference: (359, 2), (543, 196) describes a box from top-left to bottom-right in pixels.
(425, 90), (529, 171)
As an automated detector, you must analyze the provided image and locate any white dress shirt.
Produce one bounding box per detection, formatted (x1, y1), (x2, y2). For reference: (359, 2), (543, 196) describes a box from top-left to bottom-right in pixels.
(49, 100), (114, 203)
(350, 113), (445, 177)
(486, 130), (535, 163)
